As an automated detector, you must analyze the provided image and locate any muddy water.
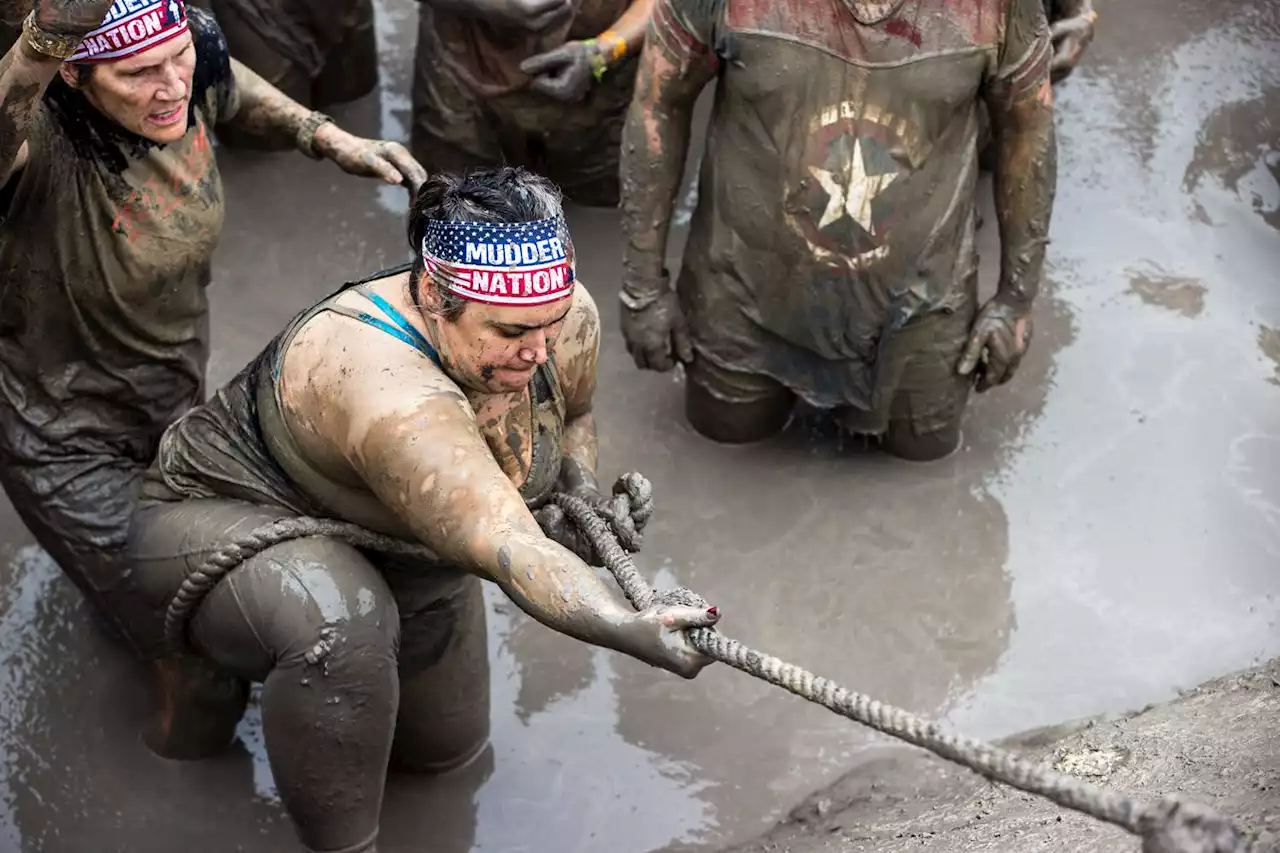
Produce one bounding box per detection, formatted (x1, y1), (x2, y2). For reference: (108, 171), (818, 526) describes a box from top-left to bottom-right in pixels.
(1, 0), (1278, 851)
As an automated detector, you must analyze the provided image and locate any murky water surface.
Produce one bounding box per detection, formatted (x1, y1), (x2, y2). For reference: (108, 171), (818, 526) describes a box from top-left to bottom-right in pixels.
(1, 0), (1278, 850)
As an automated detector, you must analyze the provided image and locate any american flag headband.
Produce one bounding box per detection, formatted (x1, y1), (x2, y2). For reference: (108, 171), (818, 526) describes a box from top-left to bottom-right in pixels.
(421, 216), (576, 307)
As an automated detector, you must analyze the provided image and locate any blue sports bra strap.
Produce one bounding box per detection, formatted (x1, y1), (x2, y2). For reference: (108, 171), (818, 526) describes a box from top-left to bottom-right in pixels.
(323, 303), (433, 359)
(349, 283), (442, 365)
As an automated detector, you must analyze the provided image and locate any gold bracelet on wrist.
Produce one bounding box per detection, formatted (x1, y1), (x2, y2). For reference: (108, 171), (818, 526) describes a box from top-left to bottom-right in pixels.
(21, 12), (83, 61)
(296, 111), (336, 160)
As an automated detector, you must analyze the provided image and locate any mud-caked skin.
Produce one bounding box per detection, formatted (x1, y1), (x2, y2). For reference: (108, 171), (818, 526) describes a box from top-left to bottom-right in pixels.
(411, 0), (655, 207)
(131, 168), (722, 853)
(619, 0), (1058, 459)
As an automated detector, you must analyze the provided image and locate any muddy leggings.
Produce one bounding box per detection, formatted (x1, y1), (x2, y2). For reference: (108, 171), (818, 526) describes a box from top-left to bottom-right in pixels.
(129, 499), (491, 853)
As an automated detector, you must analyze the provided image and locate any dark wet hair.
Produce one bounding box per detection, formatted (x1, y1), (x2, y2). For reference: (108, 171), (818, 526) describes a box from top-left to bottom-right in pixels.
(407, 166), (568, 320)
(72, 64), (96, 86)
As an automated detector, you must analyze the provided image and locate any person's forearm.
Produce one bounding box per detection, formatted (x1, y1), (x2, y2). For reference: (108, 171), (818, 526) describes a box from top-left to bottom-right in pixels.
(989, 81), (1057, 306)
(620, 49), (697, 289)
(492, 530), (646, 651)
(355, 394), (643, 658)
(221, 57), (316, 150)
(594, 0), (654, 72)
(557, 412), (599, 493)
(0, 37), (61, 185)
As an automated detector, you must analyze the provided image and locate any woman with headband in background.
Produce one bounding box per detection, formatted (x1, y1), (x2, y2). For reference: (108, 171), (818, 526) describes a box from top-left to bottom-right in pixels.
(0, 0), (424, 755)
(128, 166), (722, 853)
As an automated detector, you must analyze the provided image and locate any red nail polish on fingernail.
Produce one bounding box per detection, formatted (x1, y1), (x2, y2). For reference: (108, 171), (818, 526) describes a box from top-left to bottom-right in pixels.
(707, 606), (719, 617)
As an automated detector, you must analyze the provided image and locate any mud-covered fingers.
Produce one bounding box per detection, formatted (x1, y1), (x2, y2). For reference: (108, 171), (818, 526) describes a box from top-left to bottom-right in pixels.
(519, 44), (571, 77)
(662, 605), (720, 676)
(376, 141), (428, 190)
(957, 326), (990, 377)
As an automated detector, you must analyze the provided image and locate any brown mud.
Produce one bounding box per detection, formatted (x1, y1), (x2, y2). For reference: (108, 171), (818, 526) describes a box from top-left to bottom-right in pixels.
(1, 0), (1278, 850)
(721, 660), (1280, 853)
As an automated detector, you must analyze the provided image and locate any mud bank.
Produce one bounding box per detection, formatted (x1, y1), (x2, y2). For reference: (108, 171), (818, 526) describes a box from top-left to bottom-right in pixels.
(719, 661), (1280, 853)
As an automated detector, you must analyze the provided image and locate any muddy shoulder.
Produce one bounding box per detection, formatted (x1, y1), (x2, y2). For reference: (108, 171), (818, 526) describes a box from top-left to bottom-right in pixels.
(718, 660), (1280, 852)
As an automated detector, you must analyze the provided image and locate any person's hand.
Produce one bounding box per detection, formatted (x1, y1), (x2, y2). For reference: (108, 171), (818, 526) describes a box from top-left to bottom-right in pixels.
(461, 0), (573, 33)
(1049, 0), (1096, 83)
(532, 502), (596, 563)
(31, 0), (116, 40)
(957, 296), (1033, 392)
(520, 40), (599, 102)
(532, 472), (655, 563)
(620, 275), (693, 372)
(620, 600), (720, 678)
(312, 125), (428, 192)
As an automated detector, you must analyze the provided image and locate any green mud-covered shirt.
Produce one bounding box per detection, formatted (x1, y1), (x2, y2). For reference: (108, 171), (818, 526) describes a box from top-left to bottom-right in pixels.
(657, 0), (1051, 408)
(0, 8), (239, 462)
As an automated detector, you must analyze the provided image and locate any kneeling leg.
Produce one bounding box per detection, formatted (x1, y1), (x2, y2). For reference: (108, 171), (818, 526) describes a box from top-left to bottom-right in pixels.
(685, 358), (795, 445)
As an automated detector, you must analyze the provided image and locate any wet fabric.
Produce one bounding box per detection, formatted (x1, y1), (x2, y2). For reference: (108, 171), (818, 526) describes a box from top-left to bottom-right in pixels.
(195, 0), (377, 112)
(130, 498), (490, 853)
(655, 0), (1051, 410)
(411, 1), (637, 206)
(0, 8), (237, 657)
(690, 284), (976, 441)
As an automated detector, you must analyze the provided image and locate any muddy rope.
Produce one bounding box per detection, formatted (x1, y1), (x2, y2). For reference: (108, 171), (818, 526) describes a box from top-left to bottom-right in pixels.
(164, 493), (1270, 853)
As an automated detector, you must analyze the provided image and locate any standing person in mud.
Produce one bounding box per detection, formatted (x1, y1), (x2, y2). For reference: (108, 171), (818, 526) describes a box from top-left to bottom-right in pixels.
(618, 0), (1059, 460)
(412, 0), (654, 206)
(129, 166), (721, 853)
(0, 0), (426, 741)
(188, 0), (379, 149)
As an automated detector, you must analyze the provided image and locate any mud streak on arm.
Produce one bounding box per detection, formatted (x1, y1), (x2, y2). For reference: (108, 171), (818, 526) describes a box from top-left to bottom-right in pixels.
(985, 1), (1058, 307)
(0, 41), (62, 187)
(218, 57), (311, 148)
(620, 0), (718, 288)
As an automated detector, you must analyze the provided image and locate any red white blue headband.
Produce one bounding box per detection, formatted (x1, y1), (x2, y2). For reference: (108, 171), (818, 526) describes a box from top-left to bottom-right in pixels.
(422, 216), (576, 307)
(70, 0), (189, 64)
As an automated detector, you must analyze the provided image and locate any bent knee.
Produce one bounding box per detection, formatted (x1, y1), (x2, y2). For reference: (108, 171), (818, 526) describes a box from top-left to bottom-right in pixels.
(193, 536), (401, 680)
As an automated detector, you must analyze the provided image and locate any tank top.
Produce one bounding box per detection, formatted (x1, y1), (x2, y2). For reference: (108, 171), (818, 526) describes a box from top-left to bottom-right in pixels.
(142, 265), (567, 537)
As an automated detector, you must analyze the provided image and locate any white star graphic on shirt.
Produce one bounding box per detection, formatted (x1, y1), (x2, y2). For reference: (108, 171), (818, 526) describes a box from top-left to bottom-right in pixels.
(808, 137), (899, 234)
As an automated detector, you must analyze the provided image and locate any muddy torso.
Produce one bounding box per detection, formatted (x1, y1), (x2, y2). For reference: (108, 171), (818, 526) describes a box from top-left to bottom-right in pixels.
(143, 270), (568, 539)
(0, 8), (237, 460)
(424, 0), (630, 98)
(673, 0), (1047, 409)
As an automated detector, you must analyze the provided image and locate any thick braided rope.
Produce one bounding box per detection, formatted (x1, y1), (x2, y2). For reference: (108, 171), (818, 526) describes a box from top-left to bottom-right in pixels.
(549, 492), (1266, 853)
(163, 517), (437, 649)
(163, 495), (1266, 852)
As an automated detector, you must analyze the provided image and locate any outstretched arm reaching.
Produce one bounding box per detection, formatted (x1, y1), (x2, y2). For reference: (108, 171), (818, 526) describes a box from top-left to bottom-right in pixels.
(221, 57), (428, 191)
(278, 306), (722, 680)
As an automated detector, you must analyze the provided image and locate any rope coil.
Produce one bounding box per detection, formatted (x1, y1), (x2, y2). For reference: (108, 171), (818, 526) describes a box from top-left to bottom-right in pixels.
(163, 491), (1272, 853)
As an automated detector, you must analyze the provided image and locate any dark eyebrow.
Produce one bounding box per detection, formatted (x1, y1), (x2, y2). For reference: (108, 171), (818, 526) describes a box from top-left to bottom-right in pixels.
(489, 304), (573, 332)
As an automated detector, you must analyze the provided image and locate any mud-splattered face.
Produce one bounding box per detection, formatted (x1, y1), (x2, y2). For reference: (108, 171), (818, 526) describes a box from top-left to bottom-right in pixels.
(435, 296), (575, 394)
(62, 33), (197, 144)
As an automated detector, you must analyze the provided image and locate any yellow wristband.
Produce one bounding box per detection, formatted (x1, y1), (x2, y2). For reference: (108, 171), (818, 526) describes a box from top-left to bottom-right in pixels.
(597, 29), (628, 64)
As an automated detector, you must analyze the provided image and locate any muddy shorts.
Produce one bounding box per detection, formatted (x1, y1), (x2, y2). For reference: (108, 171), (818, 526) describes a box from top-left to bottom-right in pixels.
(410, 32), (639, 207)
(129, 498), (490, 852)
(690, 295), (978, 443)
(0, 431), (163, 656)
